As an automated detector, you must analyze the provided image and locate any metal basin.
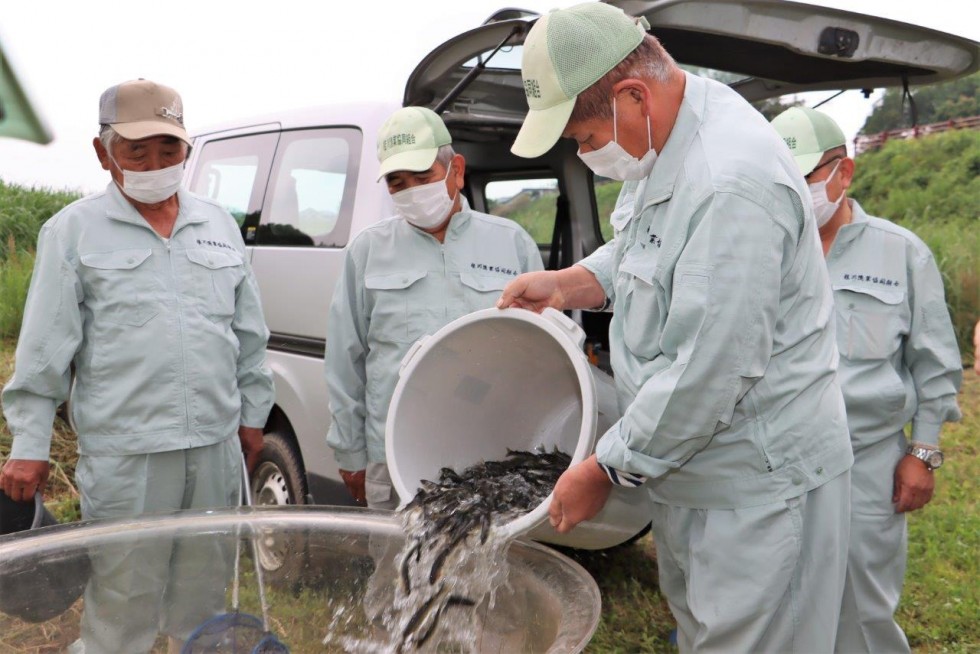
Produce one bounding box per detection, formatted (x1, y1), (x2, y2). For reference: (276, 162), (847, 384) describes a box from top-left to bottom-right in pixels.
(0, 506), (601, 652)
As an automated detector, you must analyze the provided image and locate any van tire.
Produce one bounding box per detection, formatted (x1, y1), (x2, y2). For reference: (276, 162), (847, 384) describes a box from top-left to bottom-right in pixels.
(249, 431), (309, 587)
(253, 431), (307, 507)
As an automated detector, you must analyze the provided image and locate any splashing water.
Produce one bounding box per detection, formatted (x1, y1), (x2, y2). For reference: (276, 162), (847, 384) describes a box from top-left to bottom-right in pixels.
(330, 448), (571, 653)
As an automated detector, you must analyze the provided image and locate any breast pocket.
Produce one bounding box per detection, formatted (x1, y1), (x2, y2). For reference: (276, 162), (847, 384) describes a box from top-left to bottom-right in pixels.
(80, 249), (158, 326)
(619, 252), (666, 360)
(364, 270), (428, 344)
(832, 284), (906, 361)
(458, 270), (509, 313)
(185, 249), (245, 321)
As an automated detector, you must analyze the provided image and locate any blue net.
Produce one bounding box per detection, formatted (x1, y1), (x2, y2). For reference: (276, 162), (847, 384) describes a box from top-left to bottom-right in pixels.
(181, 611), (289, 653)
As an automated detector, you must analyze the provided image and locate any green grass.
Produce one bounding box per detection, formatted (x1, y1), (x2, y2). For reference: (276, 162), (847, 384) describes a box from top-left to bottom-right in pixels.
(899, 371), (979, 652)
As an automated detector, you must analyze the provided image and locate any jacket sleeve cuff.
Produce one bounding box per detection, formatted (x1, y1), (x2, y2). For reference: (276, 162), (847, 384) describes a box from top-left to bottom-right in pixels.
(334, 448), (368, 472)
(596, 461), (647, 487)
(575, 259), (614, 305)
(9, 435), (53, 461)
(595, 420), (677, 480)
(910, 419), (942, 448)
(239, 400), (272, 430)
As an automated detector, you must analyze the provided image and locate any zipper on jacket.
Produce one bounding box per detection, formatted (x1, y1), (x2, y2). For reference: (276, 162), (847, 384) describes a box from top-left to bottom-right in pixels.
(166, 237), (193, 440)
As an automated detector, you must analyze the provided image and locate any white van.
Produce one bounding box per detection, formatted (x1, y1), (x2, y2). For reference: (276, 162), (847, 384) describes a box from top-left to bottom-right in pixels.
(183, 0), (977, 550)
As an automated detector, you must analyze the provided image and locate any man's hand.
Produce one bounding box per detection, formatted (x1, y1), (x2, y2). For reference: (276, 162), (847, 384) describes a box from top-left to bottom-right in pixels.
(0, 459), (51, 503)
(497, 266), (606, 313)
(238, 426), (264, 474)
(340, 469), (367, 506)
(497, 271), (567, 313)
(548, 455), (613, 533)
(893, 454), (935, 513)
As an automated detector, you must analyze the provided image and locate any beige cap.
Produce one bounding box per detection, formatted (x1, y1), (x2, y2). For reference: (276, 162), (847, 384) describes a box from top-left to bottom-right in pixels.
(99, 79), (190, 145)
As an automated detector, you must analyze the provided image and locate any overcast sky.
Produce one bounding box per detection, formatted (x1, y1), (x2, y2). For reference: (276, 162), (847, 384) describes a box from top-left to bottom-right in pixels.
(1, 0), (976, 194)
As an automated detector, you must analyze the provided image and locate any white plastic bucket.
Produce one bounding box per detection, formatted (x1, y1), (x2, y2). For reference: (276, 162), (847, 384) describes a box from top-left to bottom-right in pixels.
(385, 307), (652, 549)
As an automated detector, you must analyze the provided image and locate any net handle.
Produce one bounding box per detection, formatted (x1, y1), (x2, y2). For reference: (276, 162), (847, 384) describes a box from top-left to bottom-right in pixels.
(241, 456), (272, 633)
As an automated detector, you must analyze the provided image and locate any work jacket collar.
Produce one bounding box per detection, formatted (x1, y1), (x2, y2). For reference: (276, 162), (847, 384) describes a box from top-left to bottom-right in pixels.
(104, 182), (207, 235)
(640, 71), (704, 206)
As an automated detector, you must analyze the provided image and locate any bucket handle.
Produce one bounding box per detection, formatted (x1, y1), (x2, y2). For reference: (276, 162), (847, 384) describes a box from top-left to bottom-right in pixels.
(30, 492), (45, 530)
(398, 334), (430, 373)
(541, 308), (586, 349)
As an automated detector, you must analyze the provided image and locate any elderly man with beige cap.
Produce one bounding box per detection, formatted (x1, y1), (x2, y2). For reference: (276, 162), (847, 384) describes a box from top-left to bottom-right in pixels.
(324, 106), (542, 509)
(498, 4), (854, 651)
(0, 79), (274, 653)
(772, 106), (962, 654)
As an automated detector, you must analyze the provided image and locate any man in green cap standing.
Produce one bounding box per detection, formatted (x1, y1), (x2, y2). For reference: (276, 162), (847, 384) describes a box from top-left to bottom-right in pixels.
(498, 4), (853, 651)
(325, 106), (542, 509)
(771, 106), (962, 654)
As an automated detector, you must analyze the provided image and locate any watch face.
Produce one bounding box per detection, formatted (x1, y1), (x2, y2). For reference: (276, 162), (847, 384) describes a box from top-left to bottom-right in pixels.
(927, 450), (944, 468)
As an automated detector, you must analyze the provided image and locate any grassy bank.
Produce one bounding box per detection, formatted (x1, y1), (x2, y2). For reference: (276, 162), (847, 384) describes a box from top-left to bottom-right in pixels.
(1, 342), (978, 651)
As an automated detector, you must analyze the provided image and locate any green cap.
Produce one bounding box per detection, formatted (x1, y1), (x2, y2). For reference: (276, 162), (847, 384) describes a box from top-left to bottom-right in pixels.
(770, 106), (846, 176)
(511, 3), (649, 159)
(376, 107), (452, 180)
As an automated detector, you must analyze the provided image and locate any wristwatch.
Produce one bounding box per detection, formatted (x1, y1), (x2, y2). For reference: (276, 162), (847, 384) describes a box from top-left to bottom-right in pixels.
(907, 444), (944, 471)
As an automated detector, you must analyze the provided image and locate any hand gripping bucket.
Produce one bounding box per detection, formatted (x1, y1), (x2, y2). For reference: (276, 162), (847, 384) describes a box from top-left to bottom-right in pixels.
(385, 308), (652, 549)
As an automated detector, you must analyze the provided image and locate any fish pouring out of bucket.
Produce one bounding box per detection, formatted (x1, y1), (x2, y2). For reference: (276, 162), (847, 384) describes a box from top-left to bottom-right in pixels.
(339, 447), (570, 653)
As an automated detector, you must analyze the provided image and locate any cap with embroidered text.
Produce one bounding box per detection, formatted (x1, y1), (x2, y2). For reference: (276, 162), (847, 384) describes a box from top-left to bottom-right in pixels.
(770, 106), (846, 176)
(511, 3), (649, 158)
(99, 79), (190, 145)
(376, 107), (452, 180)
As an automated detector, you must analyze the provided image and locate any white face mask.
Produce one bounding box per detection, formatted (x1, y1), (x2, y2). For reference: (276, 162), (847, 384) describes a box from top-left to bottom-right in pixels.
(391, 164), (458, 230)
(578, 95), (658, 181)
(807, 159), (844, 228)
(111, 156), (183, 204)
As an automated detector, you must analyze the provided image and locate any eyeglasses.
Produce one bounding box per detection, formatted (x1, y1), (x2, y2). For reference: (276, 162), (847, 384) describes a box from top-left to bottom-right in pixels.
(805, 156), (843, 181)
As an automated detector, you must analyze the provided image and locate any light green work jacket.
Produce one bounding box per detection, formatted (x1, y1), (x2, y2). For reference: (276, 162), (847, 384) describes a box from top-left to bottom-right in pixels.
(828, 200), (961, 450)
(325, 203), (543, 471)
(2, 183), (274, 460)
(579, 72), (853, 509)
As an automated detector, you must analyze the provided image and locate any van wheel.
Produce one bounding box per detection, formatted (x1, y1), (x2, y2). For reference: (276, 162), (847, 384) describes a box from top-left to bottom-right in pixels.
(253, 431), (307, 507)
(249, 432), (308, 586)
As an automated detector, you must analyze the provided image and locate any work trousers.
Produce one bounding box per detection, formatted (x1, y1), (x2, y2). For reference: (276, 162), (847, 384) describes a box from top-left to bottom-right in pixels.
(651, 470), (851, 653)
(835, 431), (911, 654)
(73, 438), (242, 654)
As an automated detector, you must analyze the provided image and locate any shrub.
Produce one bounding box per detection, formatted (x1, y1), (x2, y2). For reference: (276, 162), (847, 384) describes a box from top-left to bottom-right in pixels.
(0, 239), (35, 339)
(0, 180), (79, 260)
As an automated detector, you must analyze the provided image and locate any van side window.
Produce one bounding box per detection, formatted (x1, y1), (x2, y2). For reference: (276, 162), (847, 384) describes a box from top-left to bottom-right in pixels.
(187, 132), (278, 243)
(594, 178), (624, 243)
(484, 179), (559, 244)
(259, 128), (361, 248)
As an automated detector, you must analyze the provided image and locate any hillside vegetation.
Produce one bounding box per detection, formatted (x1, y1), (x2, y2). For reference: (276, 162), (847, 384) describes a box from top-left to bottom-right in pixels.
(861, 71), (979, 135)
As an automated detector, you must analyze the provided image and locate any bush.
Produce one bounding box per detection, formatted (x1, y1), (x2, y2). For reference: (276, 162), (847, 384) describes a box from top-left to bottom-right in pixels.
(0, 180), (79, 260)
(0, 181), (78, 339)
(849, 130), (980, 224)
(851, 131), (980, 359)
(0, 241), (35, 340)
